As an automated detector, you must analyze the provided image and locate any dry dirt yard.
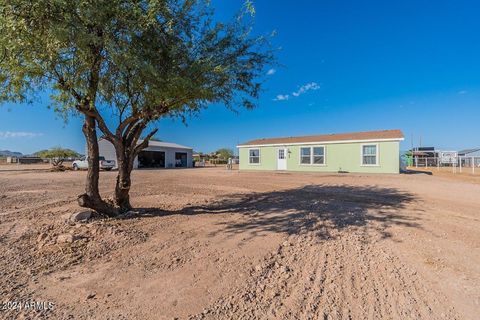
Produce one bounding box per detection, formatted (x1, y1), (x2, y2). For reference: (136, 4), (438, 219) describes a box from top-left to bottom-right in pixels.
(407, 166), (480, 185)
(0, 167), (479, 320)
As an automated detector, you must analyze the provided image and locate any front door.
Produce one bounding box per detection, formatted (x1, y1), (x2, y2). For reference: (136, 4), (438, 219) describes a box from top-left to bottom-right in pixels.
(277, 148), (287, 170)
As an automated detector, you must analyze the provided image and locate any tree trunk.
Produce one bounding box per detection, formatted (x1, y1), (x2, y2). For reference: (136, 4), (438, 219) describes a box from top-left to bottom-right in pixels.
(114, 147), (134, 212)
(77, 114), (118, 216)
(112, 124), (155, 212)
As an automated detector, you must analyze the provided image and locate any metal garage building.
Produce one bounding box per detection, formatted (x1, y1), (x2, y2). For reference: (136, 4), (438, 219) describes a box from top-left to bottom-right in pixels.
(97, 138), (193, 169)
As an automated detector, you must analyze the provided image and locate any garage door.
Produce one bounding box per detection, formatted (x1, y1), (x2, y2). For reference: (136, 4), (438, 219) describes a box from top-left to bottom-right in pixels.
(138, 151), (165, 168)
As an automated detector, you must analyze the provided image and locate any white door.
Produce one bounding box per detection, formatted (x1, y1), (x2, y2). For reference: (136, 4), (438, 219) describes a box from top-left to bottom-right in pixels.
(277, 148), (287, 170)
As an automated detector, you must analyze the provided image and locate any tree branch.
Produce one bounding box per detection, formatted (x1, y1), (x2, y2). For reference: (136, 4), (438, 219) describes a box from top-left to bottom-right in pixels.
(124, 119), (144, 145)
(134, 128), (159, 155)
(53, 68), (83, 103)
(83, 108), (116, 143)
(130, 121), (147, 147)
(116, 115), (138, 137)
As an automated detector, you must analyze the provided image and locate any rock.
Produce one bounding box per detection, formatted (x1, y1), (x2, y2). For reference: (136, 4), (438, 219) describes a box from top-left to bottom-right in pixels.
(37, 232), (48, 243)
(86, 292), (96, 299)
(37, 232), (50, 249)
(70, 210), (92, 222)
(57, 233), (80, 244)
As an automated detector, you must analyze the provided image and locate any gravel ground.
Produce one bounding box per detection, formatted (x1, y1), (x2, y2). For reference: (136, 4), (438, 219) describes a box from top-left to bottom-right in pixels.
(0, 167), (479, 319)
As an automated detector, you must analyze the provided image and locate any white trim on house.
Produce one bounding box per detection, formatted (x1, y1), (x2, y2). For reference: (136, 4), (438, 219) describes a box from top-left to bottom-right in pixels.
(248, 148), (261, 165)
(298, 145), (327, 166)
(360, 143), (379, 167)
(237, 137), (404, 148)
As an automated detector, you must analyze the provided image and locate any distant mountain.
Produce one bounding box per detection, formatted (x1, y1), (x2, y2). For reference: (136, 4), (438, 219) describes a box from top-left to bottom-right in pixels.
(0, 150), (23, 157)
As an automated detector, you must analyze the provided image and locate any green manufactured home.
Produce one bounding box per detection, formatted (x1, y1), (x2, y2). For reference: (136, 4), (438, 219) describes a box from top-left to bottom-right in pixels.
(238, 129), (404, 174)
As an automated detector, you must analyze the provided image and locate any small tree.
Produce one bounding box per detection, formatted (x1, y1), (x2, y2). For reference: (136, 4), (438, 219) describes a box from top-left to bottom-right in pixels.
(1, 0), (273, 215)
(34, 147), (80, 159)
(216, 148), (234, 160)
(34, 147), (81, 167)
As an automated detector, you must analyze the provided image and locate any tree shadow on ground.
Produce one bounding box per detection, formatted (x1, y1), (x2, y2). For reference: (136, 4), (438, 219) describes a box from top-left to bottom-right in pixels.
(136, 184), (421, 241)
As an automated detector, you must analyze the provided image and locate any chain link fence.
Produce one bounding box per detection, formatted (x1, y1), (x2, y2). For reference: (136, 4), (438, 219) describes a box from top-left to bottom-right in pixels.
(408, 156), (480, 174)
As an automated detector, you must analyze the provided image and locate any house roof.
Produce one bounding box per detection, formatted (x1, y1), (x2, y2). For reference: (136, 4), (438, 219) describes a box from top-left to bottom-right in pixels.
(238, 129), (404, 147)
(99, 137), (192, 150)
(457, 148), (480, 155)
(143, 139), (192, 150)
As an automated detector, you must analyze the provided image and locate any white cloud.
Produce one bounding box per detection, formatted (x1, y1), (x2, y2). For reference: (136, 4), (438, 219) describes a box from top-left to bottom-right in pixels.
(0, 131), (44, 139)
(266, 68), (276, 76)
(273, 94), (289, 101)
(274, 82), (320, 102)
(458, 90), (467, 95)
(292, 82), (320, 97)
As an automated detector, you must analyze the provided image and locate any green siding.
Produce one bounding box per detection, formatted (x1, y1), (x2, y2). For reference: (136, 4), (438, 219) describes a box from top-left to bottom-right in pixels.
(239, 140), (400, 174)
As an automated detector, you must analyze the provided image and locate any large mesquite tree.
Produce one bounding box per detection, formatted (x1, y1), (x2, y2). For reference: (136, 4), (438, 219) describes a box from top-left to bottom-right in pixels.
(0, 0), (273, 216)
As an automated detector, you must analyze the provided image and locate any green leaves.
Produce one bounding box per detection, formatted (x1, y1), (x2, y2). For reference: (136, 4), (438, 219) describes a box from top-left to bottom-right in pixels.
(0, 0), (274, 123)
(244, 0), (256, 17)
(216, 148), (234, 160)
(33, 147), (80, 158)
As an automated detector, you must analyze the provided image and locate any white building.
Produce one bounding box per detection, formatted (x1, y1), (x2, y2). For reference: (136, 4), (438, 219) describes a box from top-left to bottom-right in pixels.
(97, 138), (193, 169)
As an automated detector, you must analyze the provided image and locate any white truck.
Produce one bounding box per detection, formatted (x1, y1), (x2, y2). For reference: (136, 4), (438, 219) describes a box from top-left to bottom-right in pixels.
(72, 156), (115, 171)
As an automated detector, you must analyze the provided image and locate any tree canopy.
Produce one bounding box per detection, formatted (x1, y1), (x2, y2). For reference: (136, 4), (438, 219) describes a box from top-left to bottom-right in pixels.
(216, 148), (234, 160)
(34, 147), (81, 159)
(0, 0), (274, 214)
(0, 0), (272, 122)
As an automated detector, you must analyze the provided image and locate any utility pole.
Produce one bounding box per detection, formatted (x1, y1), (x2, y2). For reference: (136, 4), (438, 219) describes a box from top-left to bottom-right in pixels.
(410, 133), (414, 167)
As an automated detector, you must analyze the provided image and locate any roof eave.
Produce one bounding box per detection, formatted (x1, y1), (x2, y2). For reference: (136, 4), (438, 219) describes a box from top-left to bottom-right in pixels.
(237, 137), (404, 148)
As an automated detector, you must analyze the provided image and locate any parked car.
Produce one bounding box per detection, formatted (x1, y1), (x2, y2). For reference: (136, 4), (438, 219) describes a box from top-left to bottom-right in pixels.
(72, 156), (115, 171)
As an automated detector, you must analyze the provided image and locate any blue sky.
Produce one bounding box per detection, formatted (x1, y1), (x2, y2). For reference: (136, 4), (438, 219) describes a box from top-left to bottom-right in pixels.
(1, 0), (479, 155)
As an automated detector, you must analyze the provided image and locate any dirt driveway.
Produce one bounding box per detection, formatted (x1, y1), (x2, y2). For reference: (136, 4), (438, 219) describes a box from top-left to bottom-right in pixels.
(0, 168), (479, 319)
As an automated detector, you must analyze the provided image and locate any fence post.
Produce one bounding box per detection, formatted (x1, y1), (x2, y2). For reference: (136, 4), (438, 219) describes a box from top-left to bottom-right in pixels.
(473, 157), (475, 174)
(459, 156), (462, 173)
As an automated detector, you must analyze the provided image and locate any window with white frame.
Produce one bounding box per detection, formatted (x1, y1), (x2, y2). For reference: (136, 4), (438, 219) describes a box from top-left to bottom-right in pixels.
(300, 147), (311, 164)
(362, 144), (378, 165)
(313, 147), (325, 164)
(300, 146), (325, 165)
(249, 149), (260, 164)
